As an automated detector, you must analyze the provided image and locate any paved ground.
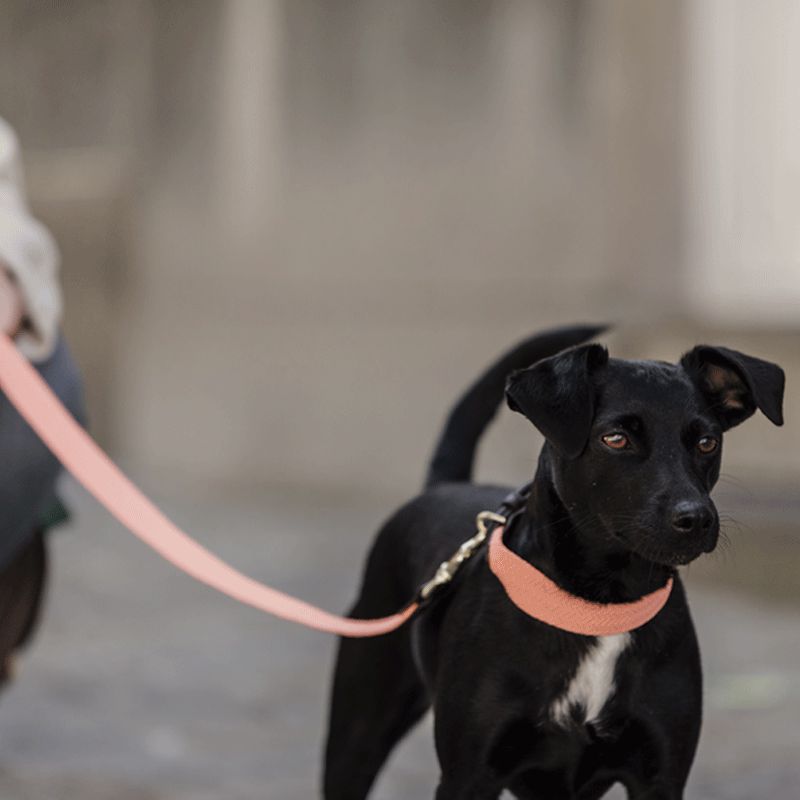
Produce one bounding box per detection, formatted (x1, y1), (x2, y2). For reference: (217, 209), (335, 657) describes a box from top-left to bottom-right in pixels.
(0, 477), (798, 799)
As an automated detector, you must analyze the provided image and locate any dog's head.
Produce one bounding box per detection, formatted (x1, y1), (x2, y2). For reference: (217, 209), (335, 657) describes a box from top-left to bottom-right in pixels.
(505, 343), (785, 566)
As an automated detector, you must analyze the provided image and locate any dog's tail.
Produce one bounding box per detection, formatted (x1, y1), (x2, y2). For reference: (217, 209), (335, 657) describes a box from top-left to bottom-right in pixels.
(424, 324), (607, 489)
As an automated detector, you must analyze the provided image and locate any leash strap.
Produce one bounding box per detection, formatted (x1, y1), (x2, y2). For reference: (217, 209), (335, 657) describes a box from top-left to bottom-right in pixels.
(0, 334), (417, 638)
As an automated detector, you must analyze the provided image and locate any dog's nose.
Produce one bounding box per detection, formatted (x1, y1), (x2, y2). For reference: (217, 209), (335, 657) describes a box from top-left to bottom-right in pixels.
(671, 501), (714, 534)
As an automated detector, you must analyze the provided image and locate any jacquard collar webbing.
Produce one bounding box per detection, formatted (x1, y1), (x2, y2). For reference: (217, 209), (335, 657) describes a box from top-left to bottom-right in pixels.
(487, 525), (673, 636)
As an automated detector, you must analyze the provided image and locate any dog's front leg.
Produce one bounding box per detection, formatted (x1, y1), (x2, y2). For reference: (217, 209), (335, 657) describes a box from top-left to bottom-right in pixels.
(432, 705), (506, 800)
(433, 729), (503, 799)
(611, 720), (689, 800)
(434, 775), (504, 800)
(433, 702), (546, 799)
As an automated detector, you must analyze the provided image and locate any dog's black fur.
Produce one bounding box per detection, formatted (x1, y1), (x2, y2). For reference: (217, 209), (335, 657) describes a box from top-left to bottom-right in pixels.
(323, 325), (785, 799)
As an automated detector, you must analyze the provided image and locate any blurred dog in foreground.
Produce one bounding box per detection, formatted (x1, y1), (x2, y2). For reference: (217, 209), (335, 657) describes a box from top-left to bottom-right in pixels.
(323, 325), (784, 799)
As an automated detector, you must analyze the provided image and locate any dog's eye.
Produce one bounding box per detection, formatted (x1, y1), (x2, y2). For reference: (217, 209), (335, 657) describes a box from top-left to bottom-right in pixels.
(601, 433), (629, 450)
(696, 435), (719, 455)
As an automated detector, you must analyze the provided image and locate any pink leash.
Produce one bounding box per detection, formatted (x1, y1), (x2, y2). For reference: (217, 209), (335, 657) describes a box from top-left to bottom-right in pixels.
(0, 334), (671, 638)
(0, 334), (417, 637)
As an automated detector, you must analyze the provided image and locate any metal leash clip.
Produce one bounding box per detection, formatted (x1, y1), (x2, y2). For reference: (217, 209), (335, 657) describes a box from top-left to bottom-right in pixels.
(417, 510), (507, 602)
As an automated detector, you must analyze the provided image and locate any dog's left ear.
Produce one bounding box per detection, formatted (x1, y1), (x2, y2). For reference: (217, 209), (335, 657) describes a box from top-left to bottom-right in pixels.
(506, 343), (609, 458)
(681, 345), (785, 430)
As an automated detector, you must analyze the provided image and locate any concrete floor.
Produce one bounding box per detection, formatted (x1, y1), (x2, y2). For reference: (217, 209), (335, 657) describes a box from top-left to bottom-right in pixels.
(0, 477), (798, 799)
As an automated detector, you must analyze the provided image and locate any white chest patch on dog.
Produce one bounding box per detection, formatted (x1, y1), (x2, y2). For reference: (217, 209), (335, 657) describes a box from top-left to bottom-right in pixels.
(550, 633), (632, 729)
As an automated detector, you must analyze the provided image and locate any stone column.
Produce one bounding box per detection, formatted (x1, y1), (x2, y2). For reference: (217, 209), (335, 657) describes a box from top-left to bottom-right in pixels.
(685, 0), (800, 324)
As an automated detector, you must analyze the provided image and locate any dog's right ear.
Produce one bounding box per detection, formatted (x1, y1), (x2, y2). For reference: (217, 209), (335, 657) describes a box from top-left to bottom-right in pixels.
(680, 345), (785, 430)
(505, 344), (608, 459)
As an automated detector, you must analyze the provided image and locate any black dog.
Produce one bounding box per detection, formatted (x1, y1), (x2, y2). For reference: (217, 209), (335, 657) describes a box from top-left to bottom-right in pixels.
(323, 325), (785, 799)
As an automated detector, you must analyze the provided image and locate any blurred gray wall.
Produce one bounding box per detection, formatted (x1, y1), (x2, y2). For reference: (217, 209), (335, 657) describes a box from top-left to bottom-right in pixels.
(1, 0), (797, 495)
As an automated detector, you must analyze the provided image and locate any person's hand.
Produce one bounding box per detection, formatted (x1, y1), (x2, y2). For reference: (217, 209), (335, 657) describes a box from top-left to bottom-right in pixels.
(0, 267), (24, 336)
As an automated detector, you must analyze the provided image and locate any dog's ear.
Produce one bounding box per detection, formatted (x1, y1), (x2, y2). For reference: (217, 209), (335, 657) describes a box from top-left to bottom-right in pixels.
(505, 344), (608, 458)
(680, 345), (785, 430)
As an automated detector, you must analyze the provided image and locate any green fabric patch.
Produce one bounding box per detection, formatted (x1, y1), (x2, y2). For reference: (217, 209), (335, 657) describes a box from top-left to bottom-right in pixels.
(39, 497), (70, 531)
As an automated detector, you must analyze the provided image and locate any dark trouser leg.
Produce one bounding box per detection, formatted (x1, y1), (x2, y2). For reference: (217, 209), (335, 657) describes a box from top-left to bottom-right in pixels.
(0, 530), (48, 685)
